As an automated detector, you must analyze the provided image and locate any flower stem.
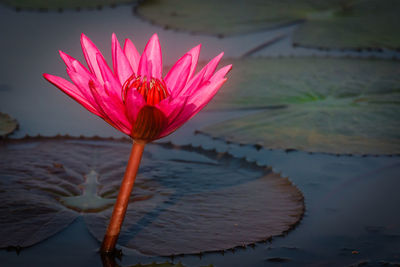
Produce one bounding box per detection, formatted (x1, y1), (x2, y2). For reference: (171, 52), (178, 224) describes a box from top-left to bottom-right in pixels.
(100, 141), (145, 254)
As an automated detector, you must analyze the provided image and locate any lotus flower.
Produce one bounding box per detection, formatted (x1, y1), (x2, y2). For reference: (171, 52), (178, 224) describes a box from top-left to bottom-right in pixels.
(43, 33), (231, 143)
(43, 33), (231, 254)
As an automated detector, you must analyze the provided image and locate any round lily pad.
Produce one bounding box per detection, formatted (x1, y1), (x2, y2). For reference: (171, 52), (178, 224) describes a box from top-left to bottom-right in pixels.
(293, 0), (400, 50)
(0, 112), (18, 138)
(136, 0), (344, 36)
(0, 0), (137, 10)
(203, 57), (400, 155)
(0, 137), (304, 255)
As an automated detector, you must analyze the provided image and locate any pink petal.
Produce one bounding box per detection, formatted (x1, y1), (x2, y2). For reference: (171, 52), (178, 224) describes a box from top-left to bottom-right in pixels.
(80, 33), (106, 84)
(96, 53), (122, 102)
(138, 33), (162, 79)
(66, 69), (99, 109)
(43, 73), (101, 117)
(177, 65), (207, 98)
(137, 52), (149, 79)
(124, 87), (146, 125)
(164, 54), (192, 97)
(178, 52), (224, 97)
(88, 81), (131, 135)
(59, 51), (75, 70)
(59, 51), (92, 77)
(160, 78), (228, 138)
(202, 52), (224, 81)
(188, 64), (232, 105)
(112, 33), (134, 86)
(186, 44), (201, 80)
(156, 94), (189, 121)
(124, 38), (141, 75)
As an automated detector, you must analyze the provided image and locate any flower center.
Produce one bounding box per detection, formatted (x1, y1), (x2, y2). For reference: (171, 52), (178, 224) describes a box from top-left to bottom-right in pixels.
(123, 74), (169, 105)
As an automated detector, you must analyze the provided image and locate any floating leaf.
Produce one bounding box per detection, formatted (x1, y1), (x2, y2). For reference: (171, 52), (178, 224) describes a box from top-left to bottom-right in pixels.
(202, 103), (400, 155)
(202, 57), (400, 155)
(0, 112), (18, 138)
(136, 0), (344, 36)
(293, 0), (400, 50)
(0, 138), (304, 255)
(137, 0), (399, 49)
(0, 0), (137, 9)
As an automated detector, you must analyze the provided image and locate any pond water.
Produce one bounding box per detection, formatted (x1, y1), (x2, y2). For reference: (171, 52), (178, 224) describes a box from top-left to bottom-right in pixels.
(1, 3), (400, 267)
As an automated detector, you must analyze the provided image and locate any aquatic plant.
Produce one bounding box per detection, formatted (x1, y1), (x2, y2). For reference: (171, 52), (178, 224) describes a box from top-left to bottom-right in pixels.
(43, 33), (231, 253)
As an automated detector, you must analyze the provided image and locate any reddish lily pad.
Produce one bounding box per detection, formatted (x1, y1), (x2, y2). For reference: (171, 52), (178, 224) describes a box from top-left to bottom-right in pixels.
(0, 138), (304, 255)
(203, 57), (400, 155)
(0, 112), (18, 138)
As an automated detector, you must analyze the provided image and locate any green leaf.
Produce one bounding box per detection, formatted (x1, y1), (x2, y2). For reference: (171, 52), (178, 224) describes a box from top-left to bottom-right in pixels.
(136, 0), (345, 36)
(293, 0), (400, 49)
(203, 57), (400, 155)
(0, 112), (18, 138)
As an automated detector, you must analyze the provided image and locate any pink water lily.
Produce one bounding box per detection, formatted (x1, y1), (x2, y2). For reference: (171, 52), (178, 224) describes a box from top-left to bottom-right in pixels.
(44, 33), (231, 143)
(43, 33), (231, 255)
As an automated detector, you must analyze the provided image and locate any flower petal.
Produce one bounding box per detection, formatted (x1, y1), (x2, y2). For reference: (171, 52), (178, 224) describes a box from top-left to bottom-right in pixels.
(124, 38), (141, 75)
(159, 65), (231, 138)
(89, 81), (131, 135)
(160, 79), (227, 138)
(96, 53), (123, 103)
(124, 87), (146, 126)
(201, 52), (224, 82)
(138, 33), (162, 79)
(43, 73), (101, 117)
(186, 44), (201, 80)
(59, 51), (92, 78)
(178, 52), (224, 97)
(112, 33), (134, 86)
(66, 69), (99, 109)
(165, 54), (192, 97)
(80, 33), (106, 84)
(188, 64), (232, 106)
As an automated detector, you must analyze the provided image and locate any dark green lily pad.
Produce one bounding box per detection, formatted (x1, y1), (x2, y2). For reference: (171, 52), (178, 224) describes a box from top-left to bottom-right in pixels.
(293, 0), (400, 50)
(0, 112), (18, 138)
(136, 0), (345, 36)
(0, 0), (137, 10)
(137, 0), (400, 49)
(203, 57), (400, 155)
(0, 137), (304, 255)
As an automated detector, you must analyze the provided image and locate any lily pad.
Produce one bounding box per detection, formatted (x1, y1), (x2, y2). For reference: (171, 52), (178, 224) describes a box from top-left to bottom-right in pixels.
(293, 0), (400, 50)
(137, 0), (400, 49)
(0, 0), (137, 10)
(0, 137), (304, 255)
(0, 112), (18, 138)
(202, 57), (400, 155)
(136, 0), (345, 36)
